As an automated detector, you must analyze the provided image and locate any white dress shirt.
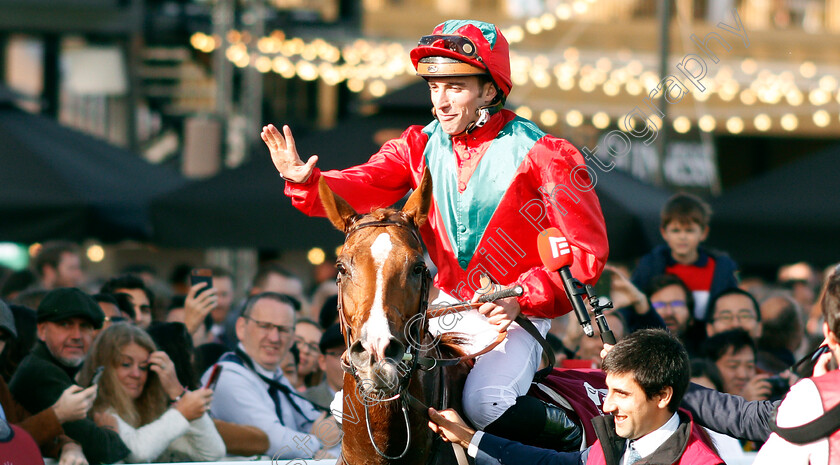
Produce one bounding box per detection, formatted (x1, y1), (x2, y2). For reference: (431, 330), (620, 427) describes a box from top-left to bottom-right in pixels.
(622, 412), (680, 465)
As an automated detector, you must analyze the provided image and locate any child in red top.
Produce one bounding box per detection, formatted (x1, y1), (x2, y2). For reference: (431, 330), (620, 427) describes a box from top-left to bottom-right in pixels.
(632, 193), (738, 321)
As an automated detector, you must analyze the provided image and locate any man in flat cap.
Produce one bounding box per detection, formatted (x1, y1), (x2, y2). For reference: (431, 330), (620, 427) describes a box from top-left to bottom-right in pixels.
(10, 288), (130, 464)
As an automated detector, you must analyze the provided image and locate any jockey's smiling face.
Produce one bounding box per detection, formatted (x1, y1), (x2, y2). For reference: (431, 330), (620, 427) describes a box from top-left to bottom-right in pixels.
(428, 76), (496, 136)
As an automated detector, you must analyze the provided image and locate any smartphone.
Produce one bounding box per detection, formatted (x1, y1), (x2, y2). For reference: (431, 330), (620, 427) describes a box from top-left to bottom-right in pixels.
(204, 364), (223, 390)
(89, 366), (105, 388)
(190, 268), (213, 297)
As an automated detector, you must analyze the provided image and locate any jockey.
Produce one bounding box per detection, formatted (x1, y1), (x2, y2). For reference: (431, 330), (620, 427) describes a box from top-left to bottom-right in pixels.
(262, 20), (609, 450)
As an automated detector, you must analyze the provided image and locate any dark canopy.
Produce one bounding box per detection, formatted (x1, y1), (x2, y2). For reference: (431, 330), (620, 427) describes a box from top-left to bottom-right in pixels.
(0, 97), (186, 242)
(593, 167), (671, 261)
(709, 145), (840, 267)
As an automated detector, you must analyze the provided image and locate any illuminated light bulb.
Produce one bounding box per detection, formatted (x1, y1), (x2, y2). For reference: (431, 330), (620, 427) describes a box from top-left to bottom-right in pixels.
(234, 55), (250, 69)
(227, 30), (242, 44)
(579, 78), (596, 92)
(673, 116), (691, 133)
(87, 245), (105, 263)
(799, 61), (816, 78)
(565, 110), (583, 127)
(592, 112), (610, 129)
(626, 60), (643, 76)
(786, 89), (804, 106)
(780, 113), (798, 131)
(307, 248), (326, 265)
(621, 116), (636, 132)
(649, 114), (663, 130)
(558, 77), (575, 90)
(725, 117), (744, 134)
(740, 58), (757, 75)
(302, 45), (318, 61)
(596, 57), (612, 72)
(255, 56), (272, 73)
(526, 18), (542, 35)
(698, 115), (716, 132)
(296, 61), (318, 81)
(603, 80), (620, 96)
(540, 109), (558, 127)
(533, 71), (551, 88)
(507, 26), (524, 43)
(818, 75), (837, 92)
(516, 106), (533, 120)
(739, 89), (757, 105)
(625, 80), (642, 96)
(368, 80), (387, 97)
(257, 37), (274, 53)
(556, 4), (572, 20)
(563, 47), (579, 61)
(335, 245), (343, 256)
(694, 89), (710, 102)
(809, 89), (829, 106)
(813, 110), (830, 127)
(190, 33), (206, 51)
(572, 0), (588, 14)
(540, 13), (557, 30)
(29, 243), (42, 257)
(753, 114), (771, 131)
(347, 78), (365, 93)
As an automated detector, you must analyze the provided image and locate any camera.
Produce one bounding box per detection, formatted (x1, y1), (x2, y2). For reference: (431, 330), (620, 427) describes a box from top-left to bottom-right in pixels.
(766, 375), (790, 401)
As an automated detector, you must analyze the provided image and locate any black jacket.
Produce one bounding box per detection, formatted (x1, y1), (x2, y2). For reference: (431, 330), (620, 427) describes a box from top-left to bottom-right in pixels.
(680, 383), (780, 443)
(9, 341), (130, 464)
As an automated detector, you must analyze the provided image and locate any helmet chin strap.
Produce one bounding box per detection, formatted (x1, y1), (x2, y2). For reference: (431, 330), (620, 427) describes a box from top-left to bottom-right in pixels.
(464, 104), (492, 134)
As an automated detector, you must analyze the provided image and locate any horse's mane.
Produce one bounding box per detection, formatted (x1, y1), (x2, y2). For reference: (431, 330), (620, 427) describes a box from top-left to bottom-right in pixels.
(436, 332), (469, 359)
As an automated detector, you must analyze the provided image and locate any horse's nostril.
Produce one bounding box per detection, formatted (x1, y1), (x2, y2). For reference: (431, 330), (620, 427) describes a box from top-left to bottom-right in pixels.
(383, 337), (405, 363)
(349, 340), (371, 367)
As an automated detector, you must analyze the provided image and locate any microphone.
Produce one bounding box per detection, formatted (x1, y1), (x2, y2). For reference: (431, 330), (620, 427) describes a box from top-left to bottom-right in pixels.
(537, 227), (593, 337)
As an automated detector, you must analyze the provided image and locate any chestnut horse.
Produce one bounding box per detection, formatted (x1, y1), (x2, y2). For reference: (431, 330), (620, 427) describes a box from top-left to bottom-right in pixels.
(319, 168), (470, 465)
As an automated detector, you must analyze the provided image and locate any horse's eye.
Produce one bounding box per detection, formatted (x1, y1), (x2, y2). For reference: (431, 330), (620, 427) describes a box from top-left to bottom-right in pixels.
(337, 263), (348, 275)
(412, 263), (426, 275)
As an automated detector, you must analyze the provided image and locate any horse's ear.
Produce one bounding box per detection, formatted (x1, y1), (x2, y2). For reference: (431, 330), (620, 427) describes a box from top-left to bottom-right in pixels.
(319, 177), (357, 232)
(403, 167), (433, 229)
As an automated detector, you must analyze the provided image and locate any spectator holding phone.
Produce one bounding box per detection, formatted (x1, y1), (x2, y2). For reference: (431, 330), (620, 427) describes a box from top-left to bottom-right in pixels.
(0, 299), (91, 464)
(78, 323), (225, 463)
(10, 288), (130, 464)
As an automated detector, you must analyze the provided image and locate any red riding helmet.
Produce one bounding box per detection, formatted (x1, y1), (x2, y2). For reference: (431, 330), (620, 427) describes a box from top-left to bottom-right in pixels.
(410, 20), (512, 98)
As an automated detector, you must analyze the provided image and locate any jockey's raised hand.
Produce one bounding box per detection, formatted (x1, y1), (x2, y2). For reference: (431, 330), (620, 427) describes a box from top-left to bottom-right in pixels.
(261, 124), (319, 183)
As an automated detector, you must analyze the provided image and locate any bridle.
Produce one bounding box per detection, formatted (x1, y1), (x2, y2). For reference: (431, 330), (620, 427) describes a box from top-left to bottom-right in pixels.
(335, 216), (432, 461)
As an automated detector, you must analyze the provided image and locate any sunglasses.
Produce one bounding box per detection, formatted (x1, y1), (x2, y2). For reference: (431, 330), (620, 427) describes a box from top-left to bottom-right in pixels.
(418, 35), (479, 59)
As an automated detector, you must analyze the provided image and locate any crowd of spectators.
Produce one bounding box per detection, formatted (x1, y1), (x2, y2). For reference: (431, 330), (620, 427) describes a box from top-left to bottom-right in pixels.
(0, 190), (836, 463)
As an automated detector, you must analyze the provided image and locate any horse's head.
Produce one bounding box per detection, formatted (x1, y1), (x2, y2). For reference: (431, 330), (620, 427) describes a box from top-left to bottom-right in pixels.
(320, 169), (433, 397)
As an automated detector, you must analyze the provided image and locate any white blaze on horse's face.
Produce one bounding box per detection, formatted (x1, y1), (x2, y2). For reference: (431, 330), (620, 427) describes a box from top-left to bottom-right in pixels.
(360, 232), (395, 362)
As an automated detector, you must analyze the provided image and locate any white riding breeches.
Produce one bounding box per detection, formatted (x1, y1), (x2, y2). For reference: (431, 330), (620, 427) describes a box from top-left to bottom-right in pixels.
(427, 291), (550, 429)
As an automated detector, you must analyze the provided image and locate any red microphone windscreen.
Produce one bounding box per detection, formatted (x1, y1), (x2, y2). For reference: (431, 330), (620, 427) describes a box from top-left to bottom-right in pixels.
(537, 227), (574, 271)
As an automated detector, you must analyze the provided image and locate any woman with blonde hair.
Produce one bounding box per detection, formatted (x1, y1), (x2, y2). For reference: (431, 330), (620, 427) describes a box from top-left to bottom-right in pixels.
(79, 323), (225, 462)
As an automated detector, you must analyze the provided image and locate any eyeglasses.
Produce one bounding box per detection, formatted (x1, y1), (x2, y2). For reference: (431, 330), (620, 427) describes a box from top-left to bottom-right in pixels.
(418, 34), (479, 59)
(244, 316), (293, 336)
(294, 338), (320, 354)
(651, 300), (687, 310)
(712, 312), (757, 324)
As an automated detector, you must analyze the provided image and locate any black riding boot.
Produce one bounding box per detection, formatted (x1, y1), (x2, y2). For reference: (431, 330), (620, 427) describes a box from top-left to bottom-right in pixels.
(483, 395), (583, 452)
